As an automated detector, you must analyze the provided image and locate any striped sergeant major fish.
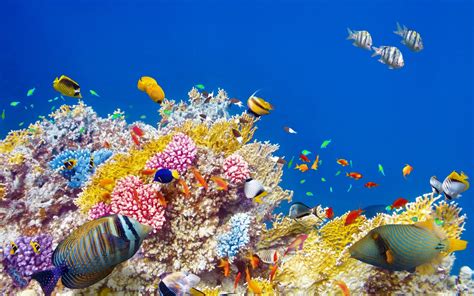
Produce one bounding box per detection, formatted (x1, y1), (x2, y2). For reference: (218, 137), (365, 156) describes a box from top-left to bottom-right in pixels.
(32, 214), (152, 296)
(346, 28), (373, 50)
(394, 22), (424, 52)
(371, 46), (405, 69)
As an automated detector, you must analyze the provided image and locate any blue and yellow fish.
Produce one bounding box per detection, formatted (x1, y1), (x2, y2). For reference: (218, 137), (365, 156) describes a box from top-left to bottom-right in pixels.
(154, 168), (180, 184)
(349, 219), (467, 272)
(32, 214), (152, 296)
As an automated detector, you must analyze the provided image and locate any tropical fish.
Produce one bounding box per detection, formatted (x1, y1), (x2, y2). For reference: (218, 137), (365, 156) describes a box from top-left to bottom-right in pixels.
(326, 207), (334, 219)
(311, 155), (320, 170)
(283, 126), (297, 134)
(336, 159), (349, 166)
(1, 109), (4, 120)
(289, 202), (320, 219)
(247, 91), (273, 116)
(346, 28), (372, 50)
(245, 267), (262, 294)
(301, 149), (311, 156)
(89, 90), (100, 97)
(131, 132), (140, 146)
(347, 184), (353, 192)
(269, 264), (278, 282)
(345, 209), (363, 226)
(321, 177), (326, 182)
(346, 172), (363, 180)
(141, 169), (157, 176)
(234, 271), (242, 291)
(287, 156), (294, 169)
(300, 179), (306, 184)
(247, 253), (260, 269)
(335, 280), (350, 296)
(296, 164), (309, 172)
(53, 75), (82, 98)
(178, 179), (190, 198)
(229, 98), (243, 108)
(63, 159), (77, 170)
(154, 169), (180, 184)
(30, 241), (41, 254)
(9, 241), (18, 255)
(394, 22), (423, 52)
(137, 76), (165, 104)
(158, 272), (204, 296)
(387, 198), (408, 210)
(155, 191), (167, 208)
(306, 191), (314, 196)
(195, 84), (205, 90)
(430, 176), (443, 195)
(362, 204), (391, 219)
(371, 46), (405, 69)
(256, 249), (280, 264)
(137, 76), (157, 91)
(27, 88), (35, 96)
(442, 171), (470, 200)
(192, 168), (208, 190)
(349, 220), (467, 272)
(132, 125), (144, 137)
(218, 258), (230, 277)
(244, 178), (268, 204)
(402, 164), (413, 178)
(320, 139), (331, 148)
(364, 182), (379, 189)
(378, 164), (385, 176)
(140, 115), (147, 119)
(10, 101), (20, 107)
(232, 128), (243, 144)
(32, 215), (152, 295)
(299, 154), (310, 162)
(284, 234), (308, 256)
(270, 156), (286, 165)
(210, 176), (229, 191)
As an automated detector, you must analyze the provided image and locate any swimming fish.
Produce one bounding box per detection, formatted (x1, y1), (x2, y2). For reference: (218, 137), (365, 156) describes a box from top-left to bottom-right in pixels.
(256, 249), (280, 264)
(364, 182), (379, 189)
(229, 98), (243, 108)
(394, 22), (423, 52)
(362, 204), (391, 219)
(288, 202), (320, 219)
(335, 280), (350, 296)
(371, 46), (405, 69)
(336, 159), (349, 166)
(195, 84), (205, 90)
(247, 91), (273, 116)
(287, 156), (294, 169)
(402, 164), (414, 178)
(178, 178), (191, 198)
(210, 176), (229, 191)
(346, 28), (372, 50)
(154, 169), (180, 184)
(247, 253), (260, 269)
(311, 155), (320, 170)
(299, 154), (310, 162)
(378, 164), (385, 176)
(192, 168), (208, 190)
(283, 126), (297, 134)
(387, 198), (408, 210)
(301, 150), (311, 156)
(232, 128), (243, 144)
(10, 101), (20, 107)
(137, 76), (165, 104)
(1, 109), (4, 120)
(325, 207), (334, 219)
(9, 241), (18, 255)
(349, 220), (467, 272)
(53, 75), (82, 98)
(296, 164), (309, 172)
(155, 191), (167, 208)
(442, 171), (470, 200)
(137, 76), (158, 91)
(218, 258), (230, 277)
(430, 176), (443, 195)
(32, 214), (152, 295)
(63, 159), (77, 170)
(27, 88), (35, 96)
(346, 172), (362, 180)
(132, 125), (144, 137)
(345, 209), (363, 226)
(245, 267), (262, 294)
(321, 139), (331, 149)
(284, 234), (308, 256)
(30, 241), (41, 254)
(244, 178), (268, 204)
(89, 90), (100, 97)
(234, 271), (242, 291)
(131, 132), (140, 146)
(269, 264), (278, 282)
(141, 169), (157, 176)
(158, 272), (204, 296)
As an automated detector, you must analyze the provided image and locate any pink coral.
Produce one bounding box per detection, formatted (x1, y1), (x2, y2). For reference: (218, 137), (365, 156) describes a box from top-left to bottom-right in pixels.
(88, 202), (112, 220)
(110, 175), (166, 232)
(145, 132), (197, 174)
(223, 154), (250, 185)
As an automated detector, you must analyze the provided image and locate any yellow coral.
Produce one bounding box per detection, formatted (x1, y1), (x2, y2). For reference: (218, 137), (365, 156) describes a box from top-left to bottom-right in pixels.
(8, 153), (24, 165)
(0, 130), (30, 154)
(199, 287), (220, 296)
(251, 278), (277, 296)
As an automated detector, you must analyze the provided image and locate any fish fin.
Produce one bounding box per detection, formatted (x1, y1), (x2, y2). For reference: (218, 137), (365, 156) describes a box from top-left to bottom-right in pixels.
(388, 66), (394, 70)
(415, 219), (435, 231)
(401, 40), (406, 45)
(190, 288), (206, 296)
(378, 59), (385, 64)
(447, 238), (467, 253)
(371, 47), (380, 57)
(394, 22), (404, 36)
(386, 250), (394, 264)
(61, 266), (115, 289)
(103, 233), (130, 252)
(32, 265), (67, 296)
(346, 27), (353, 39)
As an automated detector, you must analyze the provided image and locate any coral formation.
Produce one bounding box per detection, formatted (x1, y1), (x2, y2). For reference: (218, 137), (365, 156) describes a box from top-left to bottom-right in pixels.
(87, 202), (112, 220)
(223, 154), (250, 185)
(216, 213), (252, 261)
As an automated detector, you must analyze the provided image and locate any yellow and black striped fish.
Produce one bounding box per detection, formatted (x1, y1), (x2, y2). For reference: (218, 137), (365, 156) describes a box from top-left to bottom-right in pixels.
(32, 214), (152, 295)
(30, 241), (41, 254)
(9, 241), (18, 255)
(63, 159), (77, 170)
(349, 220), (467, 272)
(53, 75), (82, 98)
(89, 156), (95, 170)
(247, 91), (273, 116)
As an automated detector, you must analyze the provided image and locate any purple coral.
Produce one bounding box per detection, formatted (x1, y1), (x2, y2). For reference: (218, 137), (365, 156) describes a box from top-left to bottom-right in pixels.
(88, 202), (112, 220)
(145, 132), (197, 174)
(223, 154), (250, 185)
(2, 234), (54, 287)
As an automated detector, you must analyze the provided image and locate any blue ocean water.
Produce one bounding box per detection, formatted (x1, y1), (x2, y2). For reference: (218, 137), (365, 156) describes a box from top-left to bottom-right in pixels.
(0, 0), (472, 274)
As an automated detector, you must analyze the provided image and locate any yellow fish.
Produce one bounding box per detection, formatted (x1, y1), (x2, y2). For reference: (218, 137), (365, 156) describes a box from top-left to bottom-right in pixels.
(63, 159), (77, 170)
(10, 241), (18, 255)
(137, 76), (165, 104)
(247, 91), (273, 116)
(295, 164), (309, 172)
(311, 155), (320, 170)
(402, 164), (413, 178)
(30, 241), (41, 254)
(53, 75), (82, 98)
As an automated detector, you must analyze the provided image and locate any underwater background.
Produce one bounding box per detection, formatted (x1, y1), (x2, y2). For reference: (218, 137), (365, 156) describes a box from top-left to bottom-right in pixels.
(0, 0), (473, 294)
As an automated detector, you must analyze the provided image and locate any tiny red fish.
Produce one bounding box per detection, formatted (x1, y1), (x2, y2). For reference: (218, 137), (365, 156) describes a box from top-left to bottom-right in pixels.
(284, 234), (308, 256)
(210, 176), (229, 191)
(336, 159), (349, 166)
(364, 182), (379, 188)
(103, 140), (111, 148)
(326, 207), (334, 219)
(346, 172), (363, 180)
(178, 178), (190, 198)
(247, 253), (260, 269)
(345, 209), (363, 226)
(155, 191), (167, 208)
(234, 271), (242, 292)
(299, 154), (310, 162)
(132, 125), (144, 137)
(131, 132), (140, 146)
(388, 197), (408, 210)
(141, 169), (157, 175)
(269, 264), (278, 282)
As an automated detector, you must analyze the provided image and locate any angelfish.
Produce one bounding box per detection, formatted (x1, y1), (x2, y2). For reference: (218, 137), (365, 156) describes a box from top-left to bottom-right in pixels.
(32, 214), (152, 296)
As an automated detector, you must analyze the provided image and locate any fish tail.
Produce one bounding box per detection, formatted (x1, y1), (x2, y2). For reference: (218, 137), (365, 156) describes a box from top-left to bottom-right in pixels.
(346, 28), (353, 39)
(31, 265), (67, 296)
(394, 22), (404, 36)
(371, 47), (381, 57)
(447, 238), (467, 253)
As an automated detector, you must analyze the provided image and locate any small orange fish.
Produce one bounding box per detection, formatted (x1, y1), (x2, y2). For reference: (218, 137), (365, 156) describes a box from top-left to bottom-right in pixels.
(345, 209), (363, 226)
(192, 167), (208, 190)
(326, 207), (334, 219)
(335, 280), (350, 296)
(101, 192), (111, 201)
(388, 197), (408, 210)
(132, 125), (144, 137)
(99, 178), (114, 187)
(336, 159), (349, 166)
(299, 154), (310, 162)
(402, 164), (413, 178)
(141, 169), (157, 175)
(284, 234), (308, 256)
(311, 155), (320, 170)
(210, 176), (228, 191)
(131, 132), (140, 146)
(247, 253), (260, 269)
(178, 178), (190, 198)
(155, 191), (167, 208)
(103, 140), (111, 148)
(218, 258), (230, 277)
(346, 172), (363, 180)
(234, 271), (242, 292)
(269, 264), (278, 282)
(132, 188), (142, 209)
(295, 164), (309, 172)
(245, 267), (262, 294)
(364, 182), (378, 188)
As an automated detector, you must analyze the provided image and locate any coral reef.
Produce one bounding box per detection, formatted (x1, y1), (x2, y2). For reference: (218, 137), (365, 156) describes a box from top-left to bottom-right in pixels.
(87, 202), (112, 220)
(223, 154), (251, 185)
(216, 213), (252, 261)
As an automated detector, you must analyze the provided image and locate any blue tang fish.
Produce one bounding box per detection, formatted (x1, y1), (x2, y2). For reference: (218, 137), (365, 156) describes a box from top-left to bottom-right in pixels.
(154, 168), (180, 184)
(349, 219), (467, 272)
(32, 214), (152, 296)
